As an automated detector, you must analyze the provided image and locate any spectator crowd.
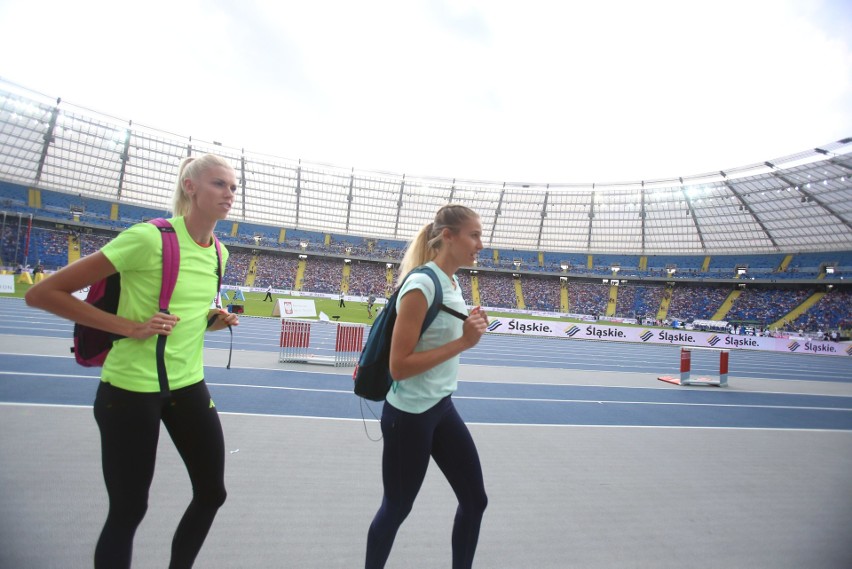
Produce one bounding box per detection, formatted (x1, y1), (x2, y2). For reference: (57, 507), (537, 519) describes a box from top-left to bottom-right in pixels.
(2, 212), (849, 336)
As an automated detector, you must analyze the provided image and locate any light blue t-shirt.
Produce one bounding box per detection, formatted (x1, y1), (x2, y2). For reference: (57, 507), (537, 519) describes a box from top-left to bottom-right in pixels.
(386, 261), (468, 414)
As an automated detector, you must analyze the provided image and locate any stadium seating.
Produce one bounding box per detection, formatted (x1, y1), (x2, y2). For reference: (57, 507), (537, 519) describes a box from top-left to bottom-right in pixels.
(2, 181), (850, 334)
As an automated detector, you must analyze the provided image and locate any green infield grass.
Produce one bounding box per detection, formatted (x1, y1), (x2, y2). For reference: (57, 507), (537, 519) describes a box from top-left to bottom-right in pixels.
(4, 281), (655, 328)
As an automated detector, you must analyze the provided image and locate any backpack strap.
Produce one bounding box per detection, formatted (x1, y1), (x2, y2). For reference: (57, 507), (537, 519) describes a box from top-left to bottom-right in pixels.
(439, 304), (468, 321)
(149, 218), (180, 313)
(209, 235), (233, 370)
(148, 218), (180, 398)
(415, 266), (444, 333)
(212, 236), (224, 309)
(412, 266), (468, 330)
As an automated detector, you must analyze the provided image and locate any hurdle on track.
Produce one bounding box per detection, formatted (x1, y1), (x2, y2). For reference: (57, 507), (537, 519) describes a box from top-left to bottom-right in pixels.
(279, 318), (366, 366)
(658, 346), (729, 387)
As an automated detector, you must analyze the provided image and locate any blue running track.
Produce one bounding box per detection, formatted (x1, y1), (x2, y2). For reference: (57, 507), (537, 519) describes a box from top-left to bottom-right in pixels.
(1, 298), (851, 431)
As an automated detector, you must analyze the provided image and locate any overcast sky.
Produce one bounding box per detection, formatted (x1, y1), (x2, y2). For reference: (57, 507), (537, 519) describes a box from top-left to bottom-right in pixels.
(1, 0), (850, 184)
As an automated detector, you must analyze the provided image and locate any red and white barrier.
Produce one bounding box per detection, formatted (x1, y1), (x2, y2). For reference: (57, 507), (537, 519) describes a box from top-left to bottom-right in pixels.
(279, 318), (365, 366)
(335, 324), (365, 366)
(658, 347), (729, 387)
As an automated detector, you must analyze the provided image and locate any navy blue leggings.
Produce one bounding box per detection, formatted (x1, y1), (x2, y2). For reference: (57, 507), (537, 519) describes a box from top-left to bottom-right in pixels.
(366, 396), (488, 569)
(93, 381), (227, 569)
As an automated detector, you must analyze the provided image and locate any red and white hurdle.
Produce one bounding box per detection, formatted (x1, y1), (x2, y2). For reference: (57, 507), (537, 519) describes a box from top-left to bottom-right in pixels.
(279, 318), (365, 366)
(658, 346), (729, 387)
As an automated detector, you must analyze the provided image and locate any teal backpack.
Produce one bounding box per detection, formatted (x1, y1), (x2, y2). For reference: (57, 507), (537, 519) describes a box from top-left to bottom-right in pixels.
(352, 266), (466, 401)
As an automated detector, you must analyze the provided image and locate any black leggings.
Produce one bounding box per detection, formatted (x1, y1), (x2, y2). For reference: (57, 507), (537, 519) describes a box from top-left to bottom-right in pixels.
(366, 396), (487, 569)
(93, 381), (227, 569)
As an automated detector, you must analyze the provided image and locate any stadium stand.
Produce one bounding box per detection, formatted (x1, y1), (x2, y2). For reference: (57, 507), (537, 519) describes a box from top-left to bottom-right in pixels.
(2, 181), (850, 335)
(252, 254), (299, 290)
(346, 260), (388, 297)
(521, 275), (561, 312)
(667, 284), (732, 322)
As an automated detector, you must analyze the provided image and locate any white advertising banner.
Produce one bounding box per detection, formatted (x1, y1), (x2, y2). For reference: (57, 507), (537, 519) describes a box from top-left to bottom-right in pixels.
(0, 275), (14, 294)
(273, 298), (317, 318)
(485, 317), (852, 357)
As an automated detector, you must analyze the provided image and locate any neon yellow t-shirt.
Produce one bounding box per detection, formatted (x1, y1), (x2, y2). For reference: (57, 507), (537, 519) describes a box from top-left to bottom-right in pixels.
(386, 262), (467, 414)
(99, 217), (229, 392)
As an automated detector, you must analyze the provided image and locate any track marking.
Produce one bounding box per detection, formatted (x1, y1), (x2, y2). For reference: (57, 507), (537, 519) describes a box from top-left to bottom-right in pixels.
(2, 402), (850, 433)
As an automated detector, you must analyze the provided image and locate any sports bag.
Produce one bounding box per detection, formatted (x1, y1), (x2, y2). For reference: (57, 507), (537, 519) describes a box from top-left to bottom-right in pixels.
(352, 265), (466, 401)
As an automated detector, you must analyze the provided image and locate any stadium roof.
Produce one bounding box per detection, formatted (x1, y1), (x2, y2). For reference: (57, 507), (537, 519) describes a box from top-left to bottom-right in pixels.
(1, 80), (851, 255)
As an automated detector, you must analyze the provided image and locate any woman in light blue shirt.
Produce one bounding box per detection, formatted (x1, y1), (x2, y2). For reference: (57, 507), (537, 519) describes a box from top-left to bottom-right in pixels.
(366, 204), (490, 569)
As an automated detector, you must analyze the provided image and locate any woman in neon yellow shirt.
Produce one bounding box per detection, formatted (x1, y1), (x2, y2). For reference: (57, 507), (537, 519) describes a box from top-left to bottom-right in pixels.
(26, 154), (239, 569)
